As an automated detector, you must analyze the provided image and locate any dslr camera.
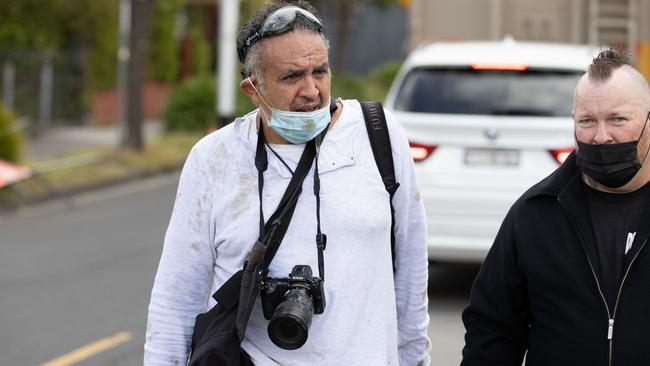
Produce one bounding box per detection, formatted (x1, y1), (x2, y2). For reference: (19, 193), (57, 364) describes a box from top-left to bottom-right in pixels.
(261, 265), (325, 350)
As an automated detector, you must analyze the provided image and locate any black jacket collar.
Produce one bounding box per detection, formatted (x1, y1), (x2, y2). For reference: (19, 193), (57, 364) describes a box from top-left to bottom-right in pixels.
(524, 151), (581, 201)
(521, 151), (602, 276)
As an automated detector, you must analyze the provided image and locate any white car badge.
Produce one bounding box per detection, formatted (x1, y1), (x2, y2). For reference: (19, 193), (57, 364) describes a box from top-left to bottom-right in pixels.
(484, 128), (500, 140)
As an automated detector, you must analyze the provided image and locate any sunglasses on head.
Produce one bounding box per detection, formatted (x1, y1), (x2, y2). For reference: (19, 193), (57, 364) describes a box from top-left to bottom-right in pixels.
(240, 6), (323, 62)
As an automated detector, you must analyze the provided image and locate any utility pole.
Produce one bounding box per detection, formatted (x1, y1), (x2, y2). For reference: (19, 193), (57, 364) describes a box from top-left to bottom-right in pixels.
(2, 60), (15, 113)
(217, 0), (240, 126)
(38, 52), (54, 130)
(126, 0), (154, 151)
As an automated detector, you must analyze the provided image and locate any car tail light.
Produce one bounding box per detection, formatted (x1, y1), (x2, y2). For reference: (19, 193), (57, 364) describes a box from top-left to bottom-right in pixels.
(549, 148), (574, 164)
(409, 142), (436, 162)
(470, 63), (528, 71)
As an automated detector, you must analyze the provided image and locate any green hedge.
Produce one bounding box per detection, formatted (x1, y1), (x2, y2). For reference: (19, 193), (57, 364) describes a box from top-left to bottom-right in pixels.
(164, 76), (216, 131)
(0, 106), (23, 162)
(163, 75), (256, 131)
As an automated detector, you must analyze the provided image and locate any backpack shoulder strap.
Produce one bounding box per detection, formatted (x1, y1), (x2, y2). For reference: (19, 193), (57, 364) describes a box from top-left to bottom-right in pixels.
(360, 101), (400, 272)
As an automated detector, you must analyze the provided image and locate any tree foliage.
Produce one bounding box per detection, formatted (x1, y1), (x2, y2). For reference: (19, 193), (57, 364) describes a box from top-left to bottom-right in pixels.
(0, 0), (60, 51)
(0, 0), (184, 91)
(0, 0), (358, 97)
(0, 0), (118, 91)
(54, 0), (119, 91)
(149, 0), (181, 83)
(240, 0), (270, 26)
(187, 6), (211, 77)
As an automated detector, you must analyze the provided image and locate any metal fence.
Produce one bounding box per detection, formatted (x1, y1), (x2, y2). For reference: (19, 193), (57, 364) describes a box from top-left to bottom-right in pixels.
(1, 49), (86, 129)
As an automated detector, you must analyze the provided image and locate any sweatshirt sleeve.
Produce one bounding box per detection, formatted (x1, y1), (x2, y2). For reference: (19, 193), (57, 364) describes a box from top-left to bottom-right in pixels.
(461, 205), (529, 365)
(144, 144), (217, 366)
(386, 109), (432, 366)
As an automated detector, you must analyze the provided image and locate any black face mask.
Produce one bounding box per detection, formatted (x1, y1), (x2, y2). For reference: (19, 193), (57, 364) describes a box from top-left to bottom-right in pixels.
(575, 112), (650, 188)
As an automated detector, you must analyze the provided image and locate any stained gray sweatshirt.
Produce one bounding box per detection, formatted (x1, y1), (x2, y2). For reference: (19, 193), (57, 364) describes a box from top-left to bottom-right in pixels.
(144, 99), (430, 365)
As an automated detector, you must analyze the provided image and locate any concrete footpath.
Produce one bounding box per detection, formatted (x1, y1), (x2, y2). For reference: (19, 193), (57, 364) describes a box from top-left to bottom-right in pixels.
(25, 120), (164, 161)
(0, 120), (168, 214)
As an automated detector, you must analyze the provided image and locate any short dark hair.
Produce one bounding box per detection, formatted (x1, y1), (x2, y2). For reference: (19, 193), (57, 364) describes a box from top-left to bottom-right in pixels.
(236, 0), (321, 64)
(588, 48), (633, 81)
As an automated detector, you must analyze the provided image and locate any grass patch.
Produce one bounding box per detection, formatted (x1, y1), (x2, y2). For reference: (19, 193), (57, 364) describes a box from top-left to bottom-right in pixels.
(0, 131), (203, 207)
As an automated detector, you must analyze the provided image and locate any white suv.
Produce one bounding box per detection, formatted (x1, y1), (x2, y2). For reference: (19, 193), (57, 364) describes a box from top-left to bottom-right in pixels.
(384, 38), (599, 263)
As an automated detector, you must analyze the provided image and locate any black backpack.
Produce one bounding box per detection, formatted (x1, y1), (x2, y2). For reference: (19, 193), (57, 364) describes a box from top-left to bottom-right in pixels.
(188, 100), (399, 365)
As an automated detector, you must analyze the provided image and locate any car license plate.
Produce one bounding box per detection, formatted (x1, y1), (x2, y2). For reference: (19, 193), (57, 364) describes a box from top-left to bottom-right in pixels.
(464, 148), (520, 166)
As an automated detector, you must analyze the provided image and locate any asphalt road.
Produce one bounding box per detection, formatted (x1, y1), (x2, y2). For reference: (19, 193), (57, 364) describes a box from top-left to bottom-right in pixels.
(0, 173), (477, 366)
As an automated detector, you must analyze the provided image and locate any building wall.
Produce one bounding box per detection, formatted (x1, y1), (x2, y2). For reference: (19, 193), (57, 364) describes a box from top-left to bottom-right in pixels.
(409, 0), (585, 46)
(637, 0), (650, 42)
(409, 0), (493, 48)
(408, 0), (650, 79)
(409, 0), (650, 46)
(500, 0), (573, 42)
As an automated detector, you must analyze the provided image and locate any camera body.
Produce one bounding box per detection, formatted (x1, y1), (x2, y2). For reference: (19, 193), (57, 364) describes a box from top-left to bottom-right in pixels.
(261, 265), (325, 319)
(260, 265), (326, 349)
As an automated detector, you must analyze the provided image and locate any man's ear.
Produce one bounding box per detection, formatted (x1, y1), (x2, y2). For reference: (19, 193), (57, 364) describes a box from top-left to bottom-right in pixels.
(240, 77), (260, 105)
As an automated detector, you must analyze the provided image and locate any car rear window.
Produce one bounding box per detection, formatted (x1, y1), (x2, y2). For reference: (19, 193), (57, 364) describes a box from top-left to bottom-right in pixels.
(393, 67), (582, 117)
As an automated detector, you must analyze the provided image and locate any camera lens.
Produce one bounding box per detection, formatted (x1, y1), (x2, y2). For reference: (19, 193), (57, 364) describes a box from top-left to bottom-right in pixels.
(278, 319), (301, 339)
(267, 287), (314, 350)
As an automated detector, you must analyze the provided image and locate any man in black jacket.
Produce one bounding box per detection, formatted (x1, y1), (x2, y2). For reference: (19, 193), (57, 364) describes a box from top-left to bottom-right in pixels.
(462, 49), (650, 366)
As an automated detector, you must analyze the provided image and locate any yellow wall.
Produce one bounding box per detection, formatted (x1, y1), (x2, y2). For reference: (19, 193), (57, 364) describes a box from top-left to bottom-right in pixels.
(639, 42), (650, 82)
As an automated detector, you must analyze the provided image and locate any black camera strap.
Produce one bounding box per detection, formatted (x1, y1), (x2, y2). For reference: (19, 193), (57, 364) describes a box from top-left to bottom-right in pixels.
(314, 99), (338, 281)
(260, 135), (327, 282)
(255, 122), (329, 271)
(237, 105), (334, 340)
(313, 133), (326, 281)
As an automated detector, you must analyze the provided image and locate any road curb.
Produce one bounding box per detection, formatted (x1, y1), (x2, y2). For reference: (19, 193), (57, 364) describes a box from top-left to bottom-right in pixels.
(0, 163), (184, 216)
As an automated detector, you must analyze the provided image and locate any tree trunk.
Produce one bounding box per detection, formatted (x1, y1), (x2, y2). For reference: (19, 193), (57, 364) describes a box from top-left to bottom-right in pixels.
(126, 0), (154, 151)
(332, 0), (358, 74)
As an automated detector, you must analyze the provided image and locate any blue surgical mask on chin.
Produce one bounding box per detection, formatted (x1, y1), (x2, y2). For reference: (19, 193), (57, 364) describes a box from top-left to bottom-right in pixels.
(247, 77), (331, 144)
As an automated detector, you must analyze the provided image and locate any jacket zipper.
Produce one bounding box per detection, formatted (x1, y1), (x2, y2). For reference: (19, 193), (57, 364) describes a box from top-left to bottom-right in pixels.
(582, 237), (648, 366)
(560, 197), (614, 365)
(561, 197), (649, 366)
(606, 237), (648, 366)
(580, 252), (612, 362)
